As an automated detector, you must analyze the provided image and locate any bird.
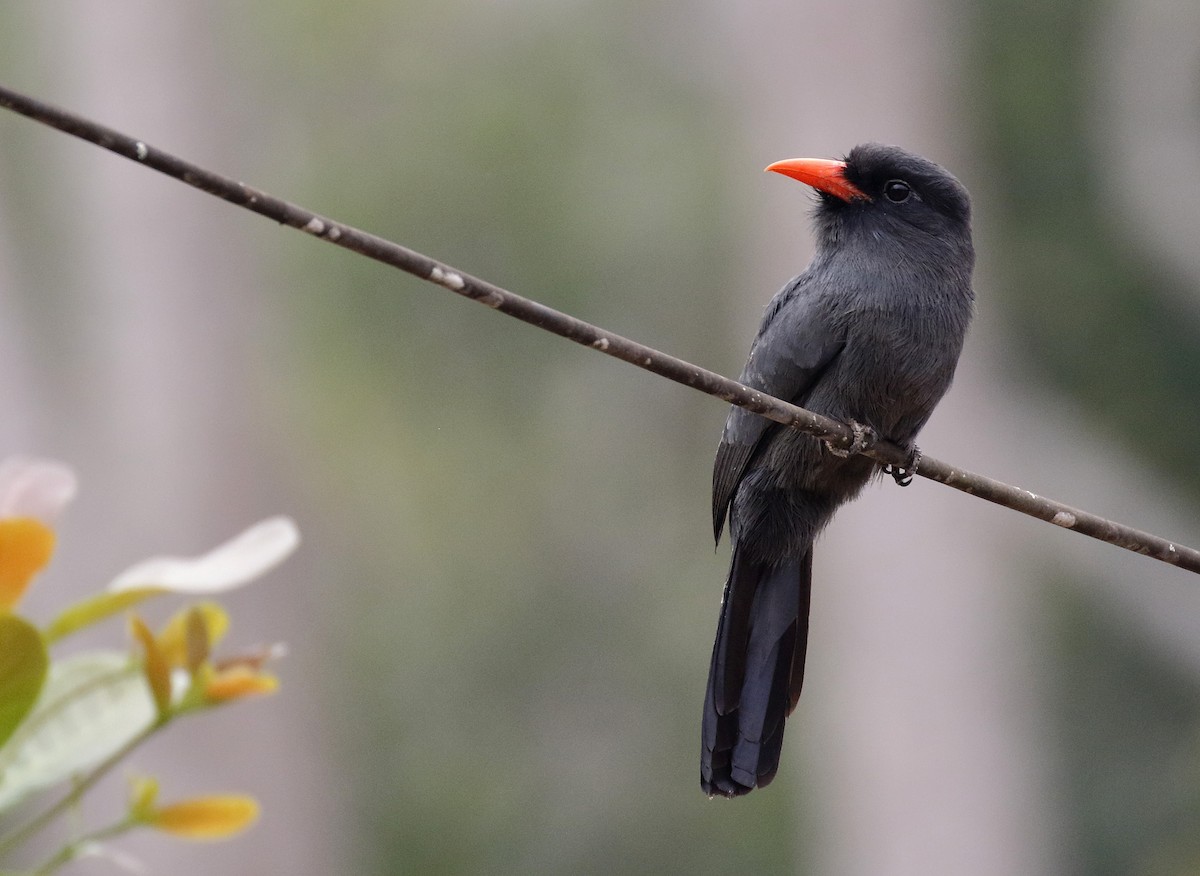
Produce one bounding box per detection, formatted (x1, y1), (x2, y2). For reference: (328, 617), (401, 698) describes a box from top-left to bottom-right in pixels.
(701, 143), (975, 797)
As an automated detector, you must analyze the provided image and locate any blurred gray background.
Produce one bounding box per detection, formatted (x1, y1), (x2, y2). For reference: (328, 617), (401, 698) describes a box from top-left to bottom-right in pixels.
(2, 1), (1200, 873)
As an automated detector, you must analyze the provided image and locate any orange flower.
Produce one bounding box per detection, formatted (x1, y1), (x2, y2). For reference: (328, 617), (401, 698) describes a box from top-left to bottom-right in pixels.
(129, 606), (282, 715)
(0, 457), (76, 611)
(0, 518), (55, 611)
(203, 665), (279, 704)
(145, 794), (260, 840)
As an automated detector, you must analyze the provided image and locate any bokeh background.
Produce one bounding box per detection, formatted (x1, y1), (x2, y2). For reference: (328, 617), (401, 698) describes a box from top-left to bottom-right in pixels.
(2, 1), (1199, 873)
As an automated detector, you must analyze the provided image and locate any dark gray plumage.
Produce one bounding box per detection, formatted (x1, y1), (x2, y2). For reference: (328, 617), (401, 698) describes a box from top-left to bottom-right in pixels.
(702, 143), (975, 797)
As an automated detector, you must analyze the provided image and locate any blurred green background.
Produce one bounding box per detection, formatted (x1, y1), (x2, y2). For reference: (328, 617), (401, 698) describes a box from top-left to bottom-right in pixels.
(2, 1), (1200, 874)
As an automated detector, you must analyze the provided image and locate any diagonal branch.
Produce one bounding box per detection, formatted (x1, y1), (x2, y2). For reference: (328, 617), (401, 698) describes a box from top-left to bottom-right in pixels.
(0, 83), (1196, 574)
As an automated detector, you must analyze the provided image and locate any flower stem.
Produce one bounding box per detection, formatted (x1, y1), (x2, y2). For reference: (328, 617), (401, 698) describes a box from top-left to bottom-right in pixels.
(0, 719), (163, 860)
(29, 816), (135, 875)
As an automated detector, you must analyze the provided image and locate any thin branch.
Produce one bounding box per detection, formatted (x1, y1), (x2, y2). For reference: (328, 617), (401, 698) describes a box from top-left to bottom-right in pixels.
(0, 83), (1196, 574)
(29, 816), (136, 876)
(0, 720), (162, 857)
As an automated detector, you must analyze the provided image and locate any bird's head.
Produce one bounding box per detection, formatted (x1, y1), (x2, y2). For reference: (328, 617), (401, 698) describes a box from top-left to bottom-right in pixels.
(766, 143), (973, 263)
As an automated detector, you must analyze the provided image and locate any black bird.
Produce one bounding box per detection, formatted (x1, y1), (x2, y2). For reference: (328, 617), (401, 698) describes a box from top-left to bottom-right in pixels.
(701, 143), (975, 797)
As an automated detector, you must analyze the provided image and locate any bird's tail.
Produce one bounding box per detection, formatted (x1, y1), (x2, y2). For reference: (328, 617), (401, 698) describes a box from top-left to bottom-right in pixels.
(701, 547), (811, 797)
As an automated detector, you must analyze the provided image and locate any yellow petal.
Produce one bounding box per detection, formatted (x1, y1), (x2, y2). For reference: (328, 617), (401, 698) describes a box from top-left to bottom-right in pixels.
(158, 603), (228, 668)
(150, 794), (259, 840)
(0, 518), (55, 610)
(204, 667), (279, 704)
(183, 607), (209, 673)
(130, 615), (172, 717)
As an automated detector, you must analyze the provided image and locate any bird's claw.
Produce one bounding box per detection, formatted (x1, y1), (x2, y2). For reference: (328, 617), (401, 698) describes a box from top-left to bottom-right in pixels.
(824, 420), (876, 458)
(883, 446), (922, 487)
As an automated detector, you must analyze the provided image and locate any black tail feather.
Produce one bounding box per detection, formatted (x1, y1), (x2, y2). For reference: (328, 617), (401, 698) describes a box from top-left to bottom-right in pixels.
(710, 546), (758, 715)
(701, 550), (812, 797)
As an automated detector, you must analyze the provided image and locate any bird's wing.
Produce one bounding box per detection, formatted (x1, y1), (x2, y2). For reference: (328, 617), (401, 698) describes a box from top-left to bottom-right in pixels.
(712, 276), (845, 541)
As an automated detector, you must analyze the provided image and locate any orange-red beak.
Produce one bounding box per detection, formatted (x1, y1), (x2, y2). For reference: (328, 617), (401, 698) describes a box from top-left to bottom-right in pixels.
(765, 157), (869, 202)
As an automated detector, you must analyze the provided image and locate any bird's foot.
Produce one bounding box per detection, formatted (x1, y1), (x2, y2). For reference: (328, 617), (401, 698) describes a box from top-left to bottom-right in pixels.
(883, 446), (922, 487)
(824, 420), (876, 458)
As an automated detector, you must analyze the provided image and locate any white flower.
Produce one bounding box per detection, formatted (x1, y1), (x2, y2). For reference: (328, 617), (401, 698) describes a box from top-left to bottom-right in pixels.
(108, 517), (299, 594)
(0, 457), (77, 521)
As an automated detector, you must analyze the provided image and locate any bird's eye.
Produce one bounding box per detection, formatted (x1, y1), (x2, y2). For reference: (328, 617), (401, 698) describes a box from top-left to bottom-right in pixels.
(883, 180), (912, 203)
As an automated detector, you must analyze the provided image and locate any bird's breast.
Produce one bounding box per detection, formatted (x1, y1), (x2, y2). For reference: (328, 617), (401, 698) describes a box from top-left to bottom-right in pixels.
(813, 293), (968, 444)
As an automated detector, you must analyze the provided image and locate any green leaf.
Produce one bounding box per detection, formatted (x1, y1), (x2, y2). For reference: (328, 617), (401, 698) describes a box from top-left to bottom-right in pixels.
(42, 587), (163, 644)
(0, 615), (48, 750)
(0, 651), (156, 812)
